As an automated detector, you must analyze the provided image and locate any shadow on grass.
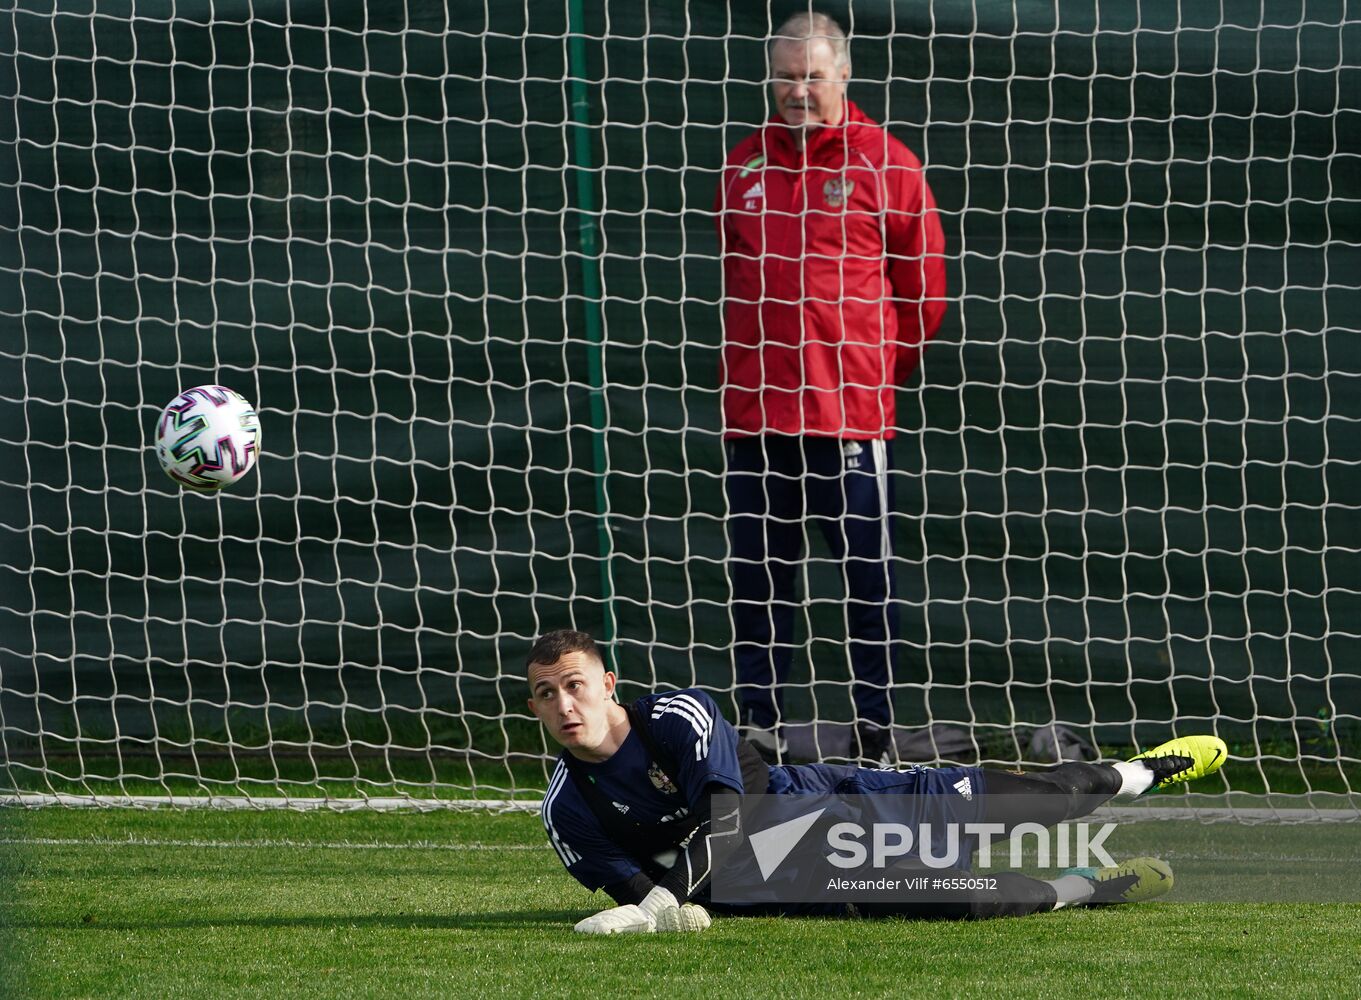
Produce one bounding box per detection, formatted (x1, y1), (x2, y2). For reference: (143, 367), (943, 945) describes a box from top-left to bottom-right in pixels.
(2, 909), (588, 933)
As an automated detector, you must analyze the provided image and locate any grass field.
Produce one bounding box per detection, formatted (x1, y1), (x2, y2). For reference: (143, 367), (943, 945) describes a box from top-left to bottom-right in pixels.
(2, 806), (1358, 999)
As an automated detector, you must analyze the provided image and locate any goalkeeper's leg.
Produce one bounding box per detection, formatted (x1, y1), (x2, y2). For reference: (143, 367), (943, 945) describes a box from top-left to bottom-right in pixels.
(852, 870), (1062, 920)
(977, 762), (1122, 829)
(976, 735), (1229, 829)
(852, 859), (1175, 921)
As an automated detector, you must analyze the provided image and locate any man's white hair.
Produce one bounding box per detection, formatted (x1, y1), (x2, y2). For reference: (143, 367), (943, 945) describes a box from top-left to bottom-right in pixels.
(768, 11), (850, 69)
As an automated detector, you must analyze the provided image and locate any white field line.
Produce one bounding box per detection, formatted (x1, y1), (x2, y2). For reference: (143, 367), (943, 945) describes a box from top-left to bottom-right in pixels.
(2, 838), (1340, 865)
(1097, 806), (1360, 823)
(0, 835), (546, 851)
(0, 793), (541, 812)
(1001, 850), (1346, 864)
(4, 794), (1358, 824)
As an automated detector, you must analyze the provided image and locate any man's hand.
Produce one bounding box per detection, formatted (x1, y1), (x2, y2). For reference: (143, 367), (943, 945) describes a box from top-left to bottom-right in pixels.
(655, 902), (712, 932)
(573, 904), (655, 935)
(643, 886), (712, 933)
(572, 887), (713, 935)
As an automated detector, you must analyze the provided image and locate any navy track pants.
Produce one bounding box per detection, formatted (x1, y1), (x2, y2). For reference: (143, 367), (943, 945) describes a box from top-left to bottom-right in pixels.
(726, 436), (898, 730)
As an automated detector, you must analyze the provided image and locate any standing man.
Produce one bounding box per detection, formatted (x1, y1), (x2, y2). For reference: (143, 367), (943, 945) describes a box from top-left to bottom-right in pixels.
(715, 12), (947, 763)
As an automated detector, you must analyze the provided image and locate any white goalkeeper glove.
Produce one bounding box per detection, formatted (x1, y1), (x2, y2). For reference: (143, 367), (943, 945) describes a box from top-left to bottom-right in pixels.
(573, 903), (655, 935)
(639, 886), (712, 933)
(654, 902), (712, 933)
(573, 887), (712, 935)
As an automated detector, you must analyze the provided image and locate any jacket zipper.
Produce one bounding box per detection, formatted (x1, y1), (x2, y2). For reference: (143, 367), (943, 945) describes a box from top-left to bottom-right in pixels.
(775, 143), (810, 282)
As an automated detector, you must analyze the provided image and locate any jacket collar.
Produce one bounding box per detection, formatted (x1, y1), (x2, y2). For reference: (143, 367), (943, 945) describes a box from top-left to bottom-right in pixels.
(761, 99), (877, 161)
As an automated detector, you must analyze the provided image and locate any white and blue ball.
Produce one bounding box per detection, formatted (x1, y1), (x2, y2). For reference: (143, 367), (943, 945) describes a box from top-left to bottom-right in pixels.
(153, 385), (261, 492)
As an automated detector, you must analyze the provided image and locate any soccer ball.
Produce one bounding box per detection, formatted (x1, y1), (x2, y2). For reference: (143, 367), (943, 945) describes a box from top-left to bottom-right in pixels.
(153, 385), (262, 492)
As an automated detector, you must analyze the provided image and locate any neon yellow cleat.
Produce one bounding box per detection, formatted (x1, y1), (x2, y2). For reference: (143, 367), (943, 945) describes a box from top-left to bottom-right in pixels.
(1129, 735), (1228, 789)
(1065, 857), (1175, 905)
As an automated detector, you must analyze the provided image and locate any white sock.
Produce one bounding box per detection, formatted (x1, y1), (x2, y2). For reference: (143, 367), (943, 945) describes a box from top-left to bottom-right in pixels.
(1048, 874), (1096, 910)
(1112, 760), (1155, 798)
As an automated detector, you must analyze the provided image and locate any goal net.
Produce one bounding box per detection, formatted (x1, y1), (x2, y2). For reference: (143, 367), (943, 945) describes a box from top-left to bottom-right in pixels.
(2, 1), (1357, 810)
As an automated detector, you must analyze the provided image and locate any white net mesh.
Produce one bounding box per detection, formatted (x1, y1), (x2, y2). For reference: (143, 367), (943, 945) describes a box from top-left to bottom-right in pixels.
(1, 1), (1357, 810)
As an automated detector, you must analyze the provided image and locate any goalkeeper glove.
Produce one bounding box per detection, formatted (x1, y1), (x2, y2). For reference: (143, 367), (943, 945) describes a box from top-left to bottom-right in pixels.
(573, 904), (654, 935)
(639, 886), (712, 933)
(655, 902), (712, 932)
(572, 887), (712, 935)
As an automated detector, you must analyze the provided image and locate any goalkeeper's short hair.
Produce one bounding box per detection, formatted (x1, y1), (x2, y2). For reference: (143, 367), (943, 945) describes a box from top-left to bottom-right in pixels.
(525, 629), (603, 674)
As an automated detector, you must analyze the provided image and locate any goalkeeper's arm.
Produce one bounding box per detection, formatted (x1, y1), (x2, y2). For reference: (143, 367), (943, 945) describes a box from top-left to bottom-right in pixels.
(577, 783), (737, 934)
(606, 781), (734, 903)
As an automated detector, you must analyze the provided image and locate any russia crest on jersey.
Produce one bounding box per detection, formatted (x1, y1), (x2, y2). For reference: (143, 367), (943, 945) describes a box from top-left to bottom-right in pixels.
(823, 177), (855, 207)
(648, 761), (678, 795)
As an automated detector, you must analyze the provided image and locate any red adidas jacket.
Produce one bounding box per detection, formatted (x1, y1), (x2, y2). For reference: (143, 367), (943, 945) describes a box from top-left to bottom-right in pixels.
(714, 100), (947, 439)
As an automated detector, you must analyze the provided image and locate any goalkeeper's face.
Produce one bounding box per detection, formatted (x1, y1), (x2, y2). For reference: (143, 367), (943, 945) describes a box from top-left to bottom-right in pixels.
(527, 652), (619, 758)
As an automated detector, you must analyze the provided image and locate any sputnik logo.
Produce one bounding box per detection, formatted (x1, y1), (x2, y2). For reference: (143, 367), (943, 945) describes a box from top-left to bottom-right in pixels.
(748, 808), (826, 881)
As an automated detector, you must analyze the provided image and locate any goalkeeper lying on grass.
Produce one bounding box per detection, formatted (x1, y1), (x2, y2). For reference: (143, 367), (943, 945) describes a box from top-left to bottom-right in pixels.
(528, 629), (1226, 934)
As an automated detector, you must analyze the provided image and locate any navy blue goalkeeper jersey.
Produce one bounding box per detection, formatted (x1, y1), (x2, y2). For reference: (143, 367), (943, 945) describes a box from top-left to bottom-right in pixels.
(541, 688), (747, 892)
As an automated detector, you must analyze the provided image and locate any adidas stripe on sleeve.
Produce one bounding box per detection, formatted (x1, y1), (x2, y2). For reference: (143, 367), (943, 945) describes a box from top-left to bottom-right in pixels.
(642, 689), (744, 812)
(541, 759), (640, 892)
